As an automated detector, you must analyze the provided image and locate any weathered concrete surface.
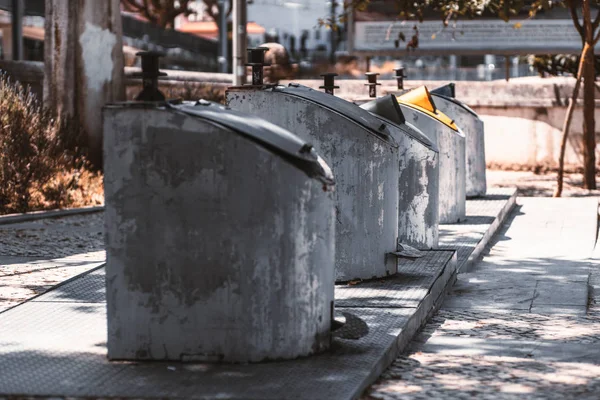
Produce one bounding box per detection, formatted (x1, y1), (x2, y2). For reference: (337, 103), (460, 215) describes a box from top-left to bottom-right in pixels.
(387, 122), (439, 249)
(398, 104), (466, 224)
(227, 88), (400, 282)
(103, 106), (335, 362)
(44, 0), (125, 165)
(360, 108), (440, 249)
(432, 94), (487, 198)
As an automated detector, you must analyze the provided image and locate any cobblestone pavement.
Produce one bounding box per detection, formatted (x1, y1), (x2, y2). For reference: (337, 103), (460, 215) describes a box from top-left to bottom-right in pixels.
(0, 212), (105, 313)
(365, 198), (600, 400)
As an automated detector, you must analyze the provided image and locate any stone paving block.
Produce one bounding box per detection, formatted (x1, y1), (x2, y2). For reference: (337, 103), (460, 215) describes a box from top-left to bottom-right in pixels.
(529, 305), (588, 317)
(473, 260), (591, 283)
(0, 213), (104, 259)
(533, 281), (589, 307)
(419, 336), (539, 358)
(443, 285), (536, 311)
(528, 341), (600, 362)
(455, 271), (538, 288)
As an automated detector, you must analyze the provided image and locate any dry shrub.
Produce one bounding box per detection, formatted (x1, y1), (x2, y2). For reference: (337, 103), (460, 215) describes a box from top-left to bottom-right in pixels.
(125, 82), (227, 104)
(0, 74), (103, 214)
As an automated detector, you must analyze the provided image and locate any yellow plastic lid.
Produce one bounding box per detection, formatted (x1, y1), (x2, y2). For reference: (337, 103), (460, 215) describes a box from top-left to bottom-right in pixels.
(397, 86), (459, 131)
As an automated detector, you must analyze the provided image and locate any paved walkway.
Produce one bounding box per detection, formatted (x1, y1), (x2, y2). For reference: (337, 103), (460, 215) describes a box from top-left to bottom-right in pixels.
(366, 197), (600, 400)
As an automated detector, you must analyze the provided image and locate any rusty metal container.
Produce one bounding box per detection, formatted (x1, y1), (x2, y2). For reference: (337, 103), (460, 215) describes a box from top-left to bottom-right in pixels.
(227, 84), (400, 282)
(396, 87), (466, 223)
(360, 94), (440, 249)
(103, 99), (336, 363)
(431, 83), (487, 197)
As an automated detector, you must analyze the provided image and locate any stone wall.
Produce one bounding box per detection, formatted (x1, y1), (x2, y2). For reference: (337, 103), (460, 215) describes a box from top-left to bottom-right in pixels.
(1, 62), (597, 170)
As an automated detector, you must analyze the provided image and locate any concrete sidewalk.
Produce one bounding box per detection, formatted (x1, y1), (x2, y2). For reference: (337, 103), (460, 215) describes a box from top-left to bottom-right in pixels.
(367, 197), (600, 400)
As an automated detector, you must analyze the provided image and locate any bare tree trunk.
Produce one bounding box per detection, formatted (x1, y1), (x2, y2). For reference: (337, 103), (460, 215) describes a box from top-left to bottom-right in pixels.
(582, 0), (597, 189)
(555, 50), (585, 197)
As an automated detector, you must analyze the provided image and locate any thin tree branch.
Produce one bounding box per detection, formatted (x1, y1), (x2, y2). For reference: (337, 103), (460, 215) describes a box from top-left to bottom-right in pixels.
(593, 7), (600, 30)
(594, 26), (600, 44)
(555, 43), (588, 197)
(568, 0), (585, 39)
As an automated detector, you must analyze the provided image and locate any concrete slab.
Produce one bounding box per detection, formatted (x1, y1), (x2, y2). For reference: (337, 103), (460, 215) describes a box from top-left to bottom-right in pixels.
(473, 259), (591, 283)
(529, 305), (589, 316)
(443, 291), (535, 311)
(533, 281), (589, 307)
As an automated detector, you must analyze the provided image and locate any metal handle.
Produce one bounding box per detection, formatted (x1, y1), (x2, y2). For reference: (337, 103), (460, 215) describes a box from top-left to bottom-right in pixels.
(319, 73), (340, 95)
(134, 51), (167, 102)
(365, 72), (381, 98)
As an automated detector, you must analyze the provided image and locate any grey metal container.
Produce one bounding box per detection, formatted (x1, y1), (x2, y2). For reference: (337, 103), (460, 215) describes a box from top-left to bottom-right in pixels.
(227, 84), (400, 282)
(360, 95), (440, 249)
(431, 84), (487, 198)
(103, 100), (336, 363)
(397, 100), (466, 224)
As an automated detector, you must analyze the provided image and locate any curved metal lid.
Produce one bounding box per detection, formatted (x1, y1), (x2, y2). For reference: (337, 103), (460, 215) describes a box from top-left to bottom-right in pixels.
(431, 92), (480, 119)
(169, 100), (335, 185)
(273, 84), (394, 142)
(430, 83), (455, 98)
(359, 95), (436, 150)
(397, 87), (459, 132)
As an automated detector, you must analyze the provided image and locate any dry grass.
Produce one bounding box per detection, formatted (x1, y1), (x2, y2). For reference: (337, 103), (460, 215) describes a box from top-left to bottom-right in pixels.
(0, 74), (103, 214)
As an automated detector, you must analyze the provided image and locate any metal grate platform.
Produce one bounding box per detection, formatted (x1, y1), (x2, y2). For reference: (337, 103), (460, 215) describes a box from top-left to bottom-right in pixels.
(336, 251), (455, 308)
(0, 188), (516, 400)
(30, 267), (106, 303)
(0, 297), (413, 400)
(440, 188), (517, 271)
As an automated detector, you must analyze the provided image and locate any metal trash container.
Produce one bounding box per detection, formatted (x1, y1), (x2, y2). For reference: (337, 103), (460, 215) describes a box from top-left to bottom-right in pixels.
(396, 86), (466, 223)
(431, 83), (486, 198)
(360, 94), (440, 249)
(227, 83), (400, 282)
(103, 98), (336, 363)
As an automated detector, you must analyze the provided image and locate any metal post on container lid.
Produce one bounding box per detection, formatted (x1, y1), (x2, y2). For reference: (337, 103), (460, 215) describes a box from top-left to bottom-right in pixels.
(319, 73), (340, 95)
(365, 72), (380, 98)
(133, 51), (167, 101)
(246, 47), (271, 86)
(393, 67), (406, 90)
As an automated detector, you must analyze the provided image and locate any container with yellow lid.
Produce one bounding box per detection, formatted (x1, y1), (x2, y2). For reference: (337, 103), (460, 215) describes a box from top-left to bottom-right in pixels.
(396, 86), (466, 223)
(396, 86), (459, 131)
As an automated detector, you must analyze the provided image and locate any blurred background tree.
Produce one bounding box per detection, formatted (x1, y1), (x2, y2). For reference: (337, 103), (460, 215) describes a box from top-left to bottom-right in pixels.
(343, 0), (600, 192)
